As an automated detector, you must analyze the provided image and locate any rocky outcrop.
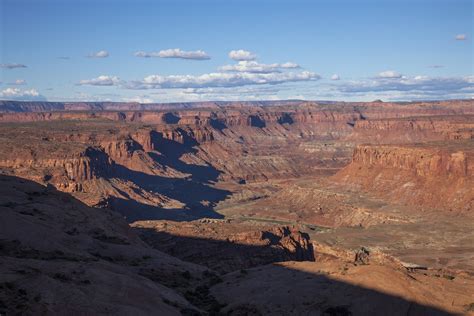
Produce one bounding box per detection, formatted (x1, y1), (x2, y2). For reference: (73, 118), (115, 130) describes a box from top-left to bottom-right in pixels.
(351, 144), (472, 177)
(132, 220), (315, 273)
(230, 225), (314, 262)
(0, 146), (113, 191)
(334, 142), (474, 212)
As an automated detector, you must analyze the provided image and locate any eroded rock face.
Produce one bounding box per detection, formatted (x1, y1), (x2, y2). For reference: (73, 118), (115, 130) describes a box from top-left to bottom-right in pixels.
(0, 146), (113, 191)
(349, 115), (474, 143)
(351, 144), (472, 177)
(0, 121), (224, 209)
(334, 142), (474, 212)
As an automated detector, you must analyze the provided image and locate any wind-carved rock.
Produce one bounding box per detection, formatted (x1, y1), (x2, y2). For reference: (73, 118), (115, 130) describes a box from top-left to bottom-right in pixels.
(260, 226), (315, 262)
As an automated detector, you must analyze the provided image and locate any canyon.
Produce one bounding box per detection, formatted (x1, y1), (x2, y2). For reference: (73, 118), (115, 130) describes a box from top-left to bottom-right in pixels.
(0, 99), (473, 315)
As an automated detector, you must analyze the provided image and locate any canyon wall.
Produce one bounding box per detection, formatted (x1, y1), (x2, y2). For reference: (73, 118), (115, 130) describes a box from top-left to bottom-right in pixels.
(334, 142), (474, 212)
(348, 116), (474, 143)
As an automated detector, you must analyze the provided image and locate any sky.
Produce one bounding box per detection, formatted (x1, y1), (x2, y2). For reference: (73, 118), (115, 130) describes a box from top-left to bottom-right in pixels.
(0, 0), (473, 102)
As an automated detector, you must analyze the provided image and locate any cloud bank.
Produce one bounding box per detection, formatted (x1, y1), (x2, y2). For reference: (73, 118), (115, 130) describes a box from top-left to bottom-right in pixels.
(125, 71), (319, 89)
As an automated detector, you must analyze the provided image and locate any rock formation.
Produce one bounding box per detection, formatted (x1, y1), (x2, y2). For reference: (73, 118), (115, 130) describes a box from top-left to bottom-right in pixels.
(334, 141), (474, 212)
(132, 220), (314, 273)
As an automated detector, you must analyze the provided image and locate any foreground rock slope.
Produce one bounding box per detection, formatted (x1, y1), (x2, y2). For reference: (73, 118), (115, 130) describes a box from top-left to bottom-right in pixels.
(2, 175), (474, 315)
(0, 175), (215, 314)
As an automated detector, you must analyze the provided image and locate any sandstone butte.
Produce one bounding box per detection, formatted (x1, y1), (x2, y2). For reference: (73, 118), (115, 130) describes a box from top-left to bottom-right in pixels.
(0, 99), (473, 315)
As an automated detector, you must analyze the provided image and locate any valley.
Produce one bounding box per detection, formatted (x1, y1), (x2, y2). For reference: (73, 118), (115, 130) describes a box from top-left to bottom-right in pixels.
(1, 99), (473, 315)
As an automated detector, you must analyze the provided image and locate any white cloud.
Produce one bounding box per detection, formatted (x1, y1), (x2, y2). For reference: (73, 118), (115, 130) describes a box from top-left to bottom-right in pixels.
(455, 34), (467, 40)
(219, 61), (300, 73)
(228, 50), (257, 61)
(87, 50), (109, 58)
(331, 74), (340, 80)
(126, 71), (319, 90)
(0, 63), (27, 69)
(8, 79), (26, 85)
(78, 75), (121, 86)
(377, 70), (402, 79)
(135, 49), (210, 60)
(0, 88), (46, 101)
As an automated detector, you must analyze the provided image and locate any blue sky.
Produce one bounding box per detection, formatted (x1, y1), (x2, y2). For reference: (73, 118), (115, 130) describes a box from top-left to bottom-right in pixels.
(1, 0), (472, 102)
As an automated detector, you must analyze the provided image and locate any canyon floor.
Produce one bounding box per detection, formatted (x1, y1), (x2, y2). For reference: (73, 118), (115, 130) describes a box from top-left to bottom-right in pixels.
(0, 100), (473, 315)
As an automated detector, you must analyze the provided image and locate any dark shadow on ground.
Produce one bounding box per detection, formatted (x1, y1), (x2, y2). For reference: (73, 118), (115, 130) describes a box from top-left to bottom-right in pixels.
(277, 113), (294, 125)
(108, 130), (230, 222)
(162, 112), (181, 124)
(109, 194), (226, 223)
(209, 118), (227, 131)
(249, 115), (266, 128)
(148, 129), (220, 183)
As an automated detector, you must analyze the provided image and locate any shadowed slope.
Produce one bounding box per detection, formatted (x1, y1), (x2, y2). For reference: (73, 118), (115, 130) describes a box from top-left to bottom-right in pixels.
(0, 175), (207, 315)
